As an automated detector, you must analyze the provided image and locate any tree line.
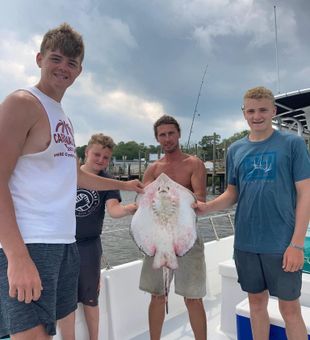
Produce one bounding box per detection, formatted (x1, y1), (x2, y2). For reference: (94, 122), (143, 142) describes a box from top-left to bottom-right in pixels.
(76, 130), (249, 162)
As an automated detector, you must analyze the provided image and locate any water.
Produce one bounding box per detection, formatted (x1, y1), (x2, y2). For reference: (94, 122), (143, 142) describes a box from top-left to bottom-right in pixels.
(101, 191), (235, 267)
(303, 225), (310, 273)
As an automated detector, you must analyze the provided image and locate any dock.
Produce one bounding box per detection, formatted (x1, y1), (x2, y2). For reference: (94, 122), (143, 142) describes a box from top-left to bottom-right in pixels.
(110, 160), (226, 193)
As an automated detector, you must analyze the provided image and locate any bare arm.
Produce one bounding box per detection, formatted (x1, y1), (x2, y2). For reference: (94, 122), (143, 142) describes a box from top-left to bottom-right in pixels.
(194, 184), (238, 215)
(191, 157), (207, 202)
(77, 166), (144, 193)
(0, 93), (43, 303)
(283, 178), (310, 272)
(106, 199), (137, 218)
(291, 178), (310, 245)
(142, 163), (157, 185)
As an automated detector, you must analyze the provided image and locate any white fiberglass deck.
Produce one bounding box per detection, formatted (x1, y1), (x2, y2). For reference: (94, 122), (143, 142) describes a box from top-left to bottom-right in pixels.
(54, 236), (236, 340)
(132, 294), (233, 340)
(53, 234), (310, 339)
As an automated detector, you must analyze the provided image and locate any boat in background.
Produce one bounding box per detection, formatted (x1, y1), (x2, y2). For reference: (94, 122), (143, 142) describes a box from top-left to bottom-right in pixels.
(274, 88), (310, 141)
(52, 89), (310, 339)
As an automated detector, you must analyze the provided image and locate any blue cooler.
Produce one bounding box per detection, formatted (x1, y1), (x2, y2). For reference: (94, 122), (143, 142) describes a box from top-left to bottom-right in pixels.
(236, 314), (287, 339)
(236, 298), (310, 339)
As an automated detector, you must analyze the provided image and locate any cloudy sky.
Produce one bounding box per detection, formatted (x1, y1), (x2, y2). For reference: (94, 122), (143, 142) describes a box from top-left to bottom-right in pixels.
(1, 0), (309, 147)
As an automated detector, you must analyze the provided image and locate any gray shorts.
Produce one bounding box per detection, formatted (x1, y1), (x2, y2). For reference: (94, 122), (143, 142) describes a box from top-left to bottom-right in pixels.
(0, 243), (80, 337)
(77, 237), (102, 306)
(234, 249), (302, 301)
(139, 237), (206, 298)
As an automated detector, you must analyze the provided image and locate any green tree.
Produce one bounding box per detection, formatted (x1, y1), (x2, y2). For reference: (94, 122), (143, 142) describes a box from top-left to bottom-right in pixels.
(148, 144), (160, 154)
(76, 145), (87, 163)
(198, 133), (221, 161)
(222, 130), (249, 147)
(76, 129), (249, 164)
(113, 141), (141, 160)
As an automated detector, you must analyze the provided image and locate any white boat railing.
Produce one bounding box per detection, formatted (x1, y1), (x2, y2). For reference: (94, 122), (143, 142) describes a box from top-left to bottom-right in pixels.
(101, 211), (235, 269)
(198, 211), (235, 240)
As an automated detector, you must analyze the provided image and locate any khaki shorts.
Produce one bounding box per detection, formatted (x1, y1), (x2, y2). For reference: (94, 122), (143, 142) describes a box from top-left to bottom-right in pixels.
(139, 236), (206, 298)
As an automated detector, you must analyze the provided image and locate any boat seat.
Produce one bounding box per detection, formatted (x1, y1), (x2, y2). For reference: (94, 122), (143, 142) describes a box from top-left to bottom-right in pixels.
(236, 297), (310, 339)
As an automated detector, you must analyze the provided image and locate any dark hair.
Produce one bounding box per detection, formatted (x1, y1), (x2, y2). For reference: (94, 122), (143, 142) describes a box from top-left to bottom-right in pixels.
(40, 23), (84, 61)
(153, 115), (181, 138)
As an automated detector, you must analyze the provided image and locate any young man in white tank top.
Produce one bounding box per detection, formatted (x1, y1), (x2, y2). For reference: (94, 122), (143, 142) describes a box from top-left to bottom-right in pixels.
(0, 23), (143, 340)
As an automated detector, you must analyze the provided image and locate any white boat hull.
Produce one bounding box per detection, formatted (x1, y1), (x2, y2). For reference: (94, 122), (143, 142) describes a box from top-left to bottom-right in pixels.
(54, 234), (310, 339)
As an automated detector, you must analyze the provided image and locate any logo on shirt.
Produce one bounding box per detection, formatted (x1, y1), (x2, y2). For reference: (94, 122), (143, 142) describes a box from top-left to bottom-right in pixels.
(76, 189), (100, 217)
(53, 120), (76, 157)
(244, 152), (276, 181)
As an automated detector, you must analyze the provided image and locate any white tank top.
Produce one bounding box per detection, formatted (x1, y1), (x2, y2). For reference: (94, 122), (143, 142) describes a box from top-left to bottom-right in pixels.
(7, 86), (77, 244)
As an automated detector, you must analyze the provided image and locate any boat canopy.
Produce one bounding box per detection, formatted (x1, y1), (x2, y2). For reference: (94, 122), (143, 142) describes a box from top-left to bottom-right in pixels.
(274, 88), (310, 138)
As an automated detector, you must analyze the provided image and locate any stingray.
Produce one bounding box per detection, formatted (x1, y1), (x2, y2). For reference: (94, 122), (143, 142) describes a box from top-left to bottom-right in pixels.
(130, 173), (197, 312)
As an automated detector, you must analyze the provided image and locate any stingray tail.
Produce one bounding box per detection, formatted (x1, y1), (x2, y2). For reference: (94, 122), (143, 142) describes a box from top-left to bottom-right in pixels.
(163, 267), (170, 314)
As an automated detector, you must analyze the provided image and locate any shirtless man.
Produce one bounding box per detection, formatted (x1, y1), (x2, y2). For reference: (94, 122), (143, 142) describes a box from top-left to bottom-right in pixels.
(0, 23), (142, 340)
(139, 115), (207, 340)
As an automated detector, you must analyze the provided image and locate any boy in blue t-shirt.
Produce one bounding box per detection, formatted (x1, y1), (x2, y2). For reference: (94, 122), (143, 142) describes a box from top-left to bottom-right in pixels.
(196, 86), (310, 339)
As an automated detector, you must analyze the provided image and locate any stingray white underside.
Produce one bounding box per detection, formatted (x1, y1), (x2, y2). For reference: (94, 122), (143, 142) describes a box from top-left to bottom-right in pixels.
(130, 173), (197, 270)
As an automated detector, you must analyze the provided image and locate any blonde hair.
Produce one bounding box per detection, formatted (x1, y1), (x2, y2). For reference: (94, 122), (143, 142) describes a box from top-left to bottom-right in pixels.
(87, 133), (115, 150)
(243, 86), (275, 106)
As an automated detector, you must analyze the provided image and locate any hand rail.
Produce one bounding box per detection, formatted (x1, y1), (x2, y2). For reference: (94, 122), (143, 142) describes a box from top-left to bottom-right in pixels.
(101, 211), (235, 269)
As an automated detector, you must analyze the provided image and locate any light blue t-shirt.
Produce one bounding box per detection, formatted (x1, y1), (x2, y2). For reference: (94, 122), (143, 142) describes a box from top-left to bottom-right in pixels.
(227, 130), (310, 254)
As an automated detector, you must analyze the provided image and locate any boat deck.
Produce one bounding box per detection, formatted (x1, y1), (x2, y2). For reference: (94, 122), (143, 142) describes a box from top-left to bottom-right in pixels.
(132, 294), (233, 340)
(54, 235), (237, 340)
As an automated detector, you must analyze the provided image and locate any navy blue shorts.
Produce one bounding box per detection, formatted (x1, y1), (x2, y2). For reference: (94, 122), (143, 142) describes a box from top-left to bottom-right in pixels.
(234, 249), (302, 301)
(0, 243), (80, 337)
(77, 237), (102, 306)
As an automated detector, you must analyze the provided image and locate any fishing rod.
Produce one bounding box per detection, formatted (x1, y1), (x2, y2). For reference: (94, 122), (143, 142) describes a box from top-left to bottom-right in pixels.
(186, 64), (208, 150)
(274, 5), (280, 94)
